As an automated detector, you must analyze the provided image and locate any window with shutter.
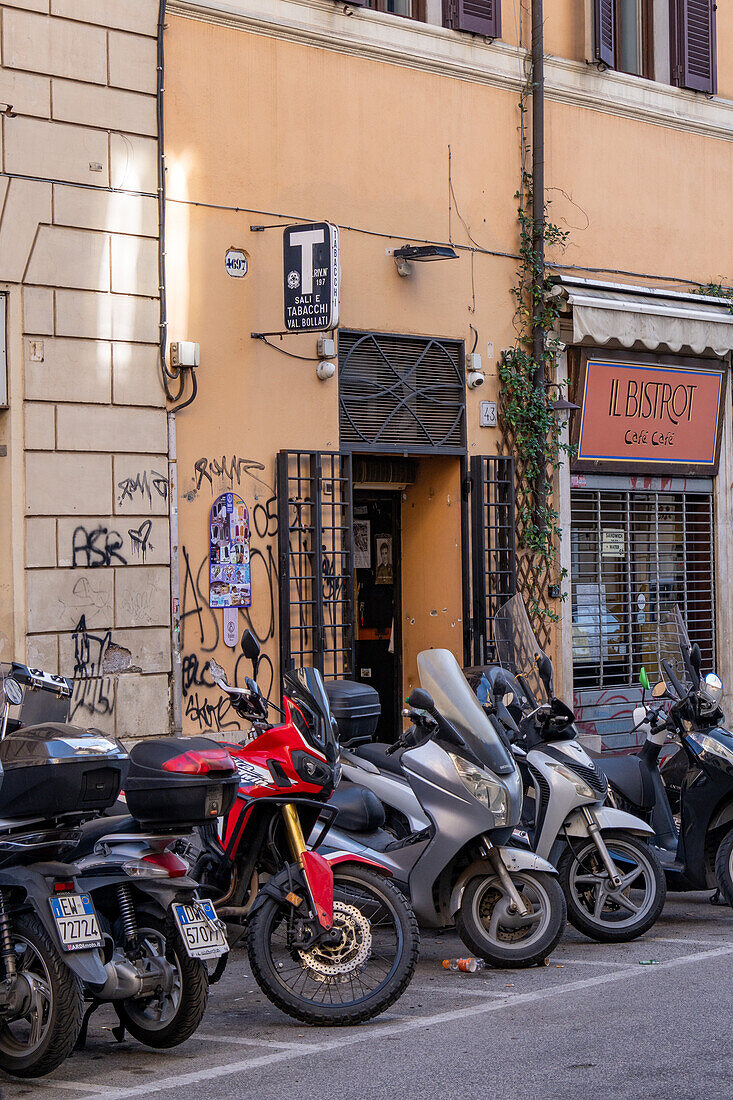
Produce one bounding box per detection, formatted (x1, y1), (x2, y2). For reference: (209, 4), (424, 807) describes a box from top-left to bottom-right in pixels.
(670, 0), (717, 94)
(594, 0), (616, 66)
(445, 0), (501, 38)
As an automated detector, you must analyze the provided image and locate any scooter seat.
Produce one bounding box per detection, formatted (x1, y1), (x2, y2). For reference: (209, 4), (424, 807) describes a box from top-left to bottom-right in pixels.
(595, 755), (656, 811)
(64, 814), (138, 860)
(355, 742), (406, 778)
(328, 785), (386, 833)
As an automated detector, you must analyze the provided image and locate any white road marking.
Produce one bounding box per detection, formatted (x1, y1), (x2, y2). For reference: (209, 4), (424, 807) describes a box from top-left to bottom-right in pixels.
(73, 943), (733, 1100)
(196, 1033), (320, 1050)
(646, 935), (733, 946)
(549, 956), (638, 968)
(36, 1082), (118, 1094)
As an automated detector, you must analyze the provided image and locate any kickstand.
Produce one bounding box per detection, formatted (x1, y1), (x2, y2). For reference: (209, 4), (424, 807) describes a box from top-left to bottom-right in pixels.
(710, 888), (728, 907)
(111, 1022), (127, 1043)
(76, 1001), (100, 1050)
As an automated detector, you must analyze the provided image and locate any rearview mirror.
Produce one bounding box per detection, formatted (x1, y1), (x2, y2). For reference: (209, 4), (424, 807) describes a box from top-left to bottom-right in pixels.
(536, 653), (554, 699)
(407, 688), (434, 713)
(2, 678), (22, 707)
(690, 643), (701, 675)
(241, 629), (260, 676)
(652, 680), (667, 699)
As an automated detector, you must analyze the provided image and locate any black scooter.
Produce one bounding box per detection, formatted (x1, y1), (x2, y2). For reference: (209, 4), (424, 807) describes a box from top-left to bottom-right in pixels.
(597, 606), (733, 905)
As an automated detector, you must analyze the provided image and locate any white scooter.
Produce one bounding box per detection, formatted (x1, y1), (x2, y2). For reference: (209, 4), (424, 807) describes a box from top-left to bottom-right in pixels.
(469, 595), (666, 943)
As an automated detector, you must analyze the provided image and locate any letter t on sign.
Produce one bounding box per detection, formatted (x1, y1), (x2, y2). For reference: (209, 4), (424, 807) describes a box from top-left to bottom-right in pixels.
(288, 228), (324, 294)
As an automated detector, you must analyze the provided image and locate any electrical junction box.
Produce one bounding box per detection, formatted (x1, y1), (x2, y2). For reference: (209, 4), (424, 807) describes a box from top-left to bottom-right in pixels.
(170, 341), (200, 369)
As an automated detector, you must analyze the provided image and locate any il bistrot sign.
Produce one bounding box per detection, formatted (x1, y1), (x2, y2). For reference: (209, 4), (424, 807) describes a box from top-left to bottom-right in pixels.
(574, 357), (726, 475)
(283, 222), (340, 332)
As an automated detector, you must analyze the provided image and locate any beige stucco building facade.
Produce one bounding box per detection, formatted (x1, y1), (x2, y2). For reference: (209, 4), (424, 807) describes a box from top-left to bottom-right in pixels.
(0, 1), (171, 740)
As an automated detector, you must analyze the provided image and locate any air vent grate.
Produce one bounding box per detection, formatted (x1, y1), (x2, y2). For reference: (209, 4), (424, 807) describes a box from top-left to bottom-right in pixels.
(338, 330), (466, 454)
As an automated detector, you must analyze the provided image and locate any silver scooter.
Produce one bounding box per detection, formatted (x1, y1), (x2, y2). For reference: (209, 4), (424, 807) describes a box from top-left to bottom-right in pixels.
(471, 594), (666, 943)
(317, 648), (567, 968)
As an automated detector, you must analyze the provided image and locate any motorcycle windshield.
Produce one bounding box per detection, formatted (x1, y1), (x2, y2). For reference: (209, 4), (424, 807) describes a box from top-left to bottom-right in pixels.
(417, 649), (515, 775)
(658, 605), (694, 691)
(283, 666), (338, 762)
(493, 594), (548, 706)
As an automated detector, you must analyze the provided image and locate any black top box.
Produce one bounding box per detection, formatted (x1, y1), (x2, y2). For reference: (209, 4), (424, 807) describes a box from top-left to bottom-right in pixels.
(325, 680), (381, 743)
(0, 723), (129, 820)
(123, 737), (239, 829)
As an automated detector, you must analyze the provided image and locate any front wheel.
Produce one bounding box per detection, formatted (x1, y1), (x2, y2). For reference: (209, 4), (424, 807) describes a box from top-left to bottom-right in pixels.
(714, 828), (733, 907)
(114, 915), (209, 1048)
(455, 870), (566, 968)
(247, 865), (419, 1026)
(0, 913), (84, 1078)
(558, 834), (666, 943)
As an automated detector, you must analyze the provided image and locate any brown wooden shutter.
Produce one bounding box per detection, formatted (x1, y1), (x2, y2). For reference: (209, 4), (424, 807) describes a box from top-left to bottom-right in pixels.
(593, 0), (616, 67)
(671, 0), (717, 93)
(445, 0), (501, 38)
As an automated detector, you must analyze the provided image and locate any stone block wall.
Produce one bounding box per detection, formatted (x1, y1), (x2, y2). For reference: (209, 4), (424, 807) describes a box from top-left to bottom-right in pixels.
(0, 0), (171, 740)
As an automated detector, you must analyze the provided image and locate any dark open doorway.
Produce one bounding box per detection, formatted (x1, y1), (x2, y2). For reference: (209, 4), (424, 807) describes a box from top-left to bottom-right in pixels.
(353, 491), (402, 739)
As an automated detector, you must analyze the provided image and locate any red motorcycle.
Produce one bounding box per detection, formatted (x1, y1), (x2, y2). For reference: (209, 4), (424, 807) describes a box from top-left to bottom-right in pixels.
(184, 632), (419, 1026)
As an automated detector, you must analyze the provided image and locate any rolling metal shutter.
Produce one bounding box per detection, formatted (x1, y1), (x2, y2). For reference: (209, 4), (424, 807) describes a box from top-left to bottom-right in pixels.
(571, 475), (715, 749)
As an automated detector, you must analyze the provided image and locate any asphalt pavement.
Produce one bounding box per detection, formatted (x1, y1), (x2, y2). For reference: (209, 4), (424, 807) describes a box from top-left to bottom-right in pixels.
(3, 892), (732, 1100)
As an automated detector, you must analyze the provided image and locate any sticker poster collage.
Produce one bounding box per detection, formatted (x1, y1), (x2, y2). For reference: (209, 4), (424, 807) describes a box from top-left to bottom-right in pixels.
(209, 492), (252, 609)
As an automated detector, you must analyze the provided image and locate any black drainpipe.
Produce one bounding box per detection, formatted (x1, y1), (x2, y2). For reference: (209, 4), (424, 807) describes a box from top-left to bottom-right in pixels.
(531, 0), (545, 389)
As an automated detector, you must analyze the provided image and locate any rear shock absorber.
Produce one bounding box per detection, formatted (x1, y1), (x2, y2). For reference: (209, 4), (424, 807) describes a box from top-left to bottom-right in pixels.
(0, 890), (16, 978)
(117, 885), (138, 948)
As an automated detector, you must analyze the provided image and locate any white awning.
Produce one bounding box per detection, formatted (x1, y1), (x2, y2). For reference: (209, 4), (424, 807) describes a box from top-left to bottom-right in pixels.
(552, 276), (733, 357)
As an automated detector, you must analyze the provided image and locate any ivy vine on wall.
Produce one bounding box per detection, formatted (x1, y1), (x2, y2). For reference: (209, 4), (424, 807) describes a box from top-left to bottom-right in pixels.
(498, 171), (573, 624)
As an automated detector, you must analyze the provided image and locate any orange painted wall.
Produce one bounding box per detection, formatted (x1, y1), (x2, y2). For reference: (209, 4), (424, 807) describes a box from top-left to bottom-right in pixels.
(165, 6), (733, 731)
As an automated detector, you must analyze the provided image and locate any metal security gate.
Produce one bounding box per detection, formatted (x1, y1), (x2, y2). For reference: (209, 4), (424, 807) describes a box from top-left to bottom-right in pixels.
(277, 451), (355, 682)
(571, 475), (715, 748)
(469, 456), (516, 665)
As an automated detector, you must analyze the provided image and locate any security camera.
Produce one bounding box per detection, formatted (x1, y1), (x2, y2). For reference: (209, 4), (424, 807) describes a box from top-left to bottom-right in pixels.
(316, 360), (336, 381)
(467, 370), (485, 389)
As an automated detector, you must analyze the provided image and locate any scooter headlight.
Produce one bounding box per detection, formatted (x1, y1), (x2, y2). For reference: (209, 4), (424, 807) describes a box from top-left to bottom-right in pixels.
(547, 762), (596, 800)
(688, 732), (733, 769)
(448, 753), (509, 825)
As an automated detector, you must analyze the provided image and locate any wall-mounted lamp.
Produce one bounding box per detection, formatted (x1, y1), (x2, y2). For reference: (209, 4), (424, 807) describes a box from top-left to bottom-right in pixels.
(551, 396), (579, 414)
(392, 244), (459, 277)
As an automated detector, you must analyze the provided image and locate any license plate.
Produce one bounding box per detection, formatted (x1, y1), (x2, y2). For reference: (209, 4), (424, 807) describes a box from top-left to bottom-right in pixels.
(172, 899), (228, 960)
(49, 894), (104, 952)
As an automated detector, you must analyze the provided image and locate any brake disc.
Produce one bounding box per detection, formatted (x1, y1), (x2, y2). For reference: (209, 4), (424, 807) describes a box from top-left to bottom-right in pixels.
(297, 902), (372, 979)
(479, 886), (535, 942)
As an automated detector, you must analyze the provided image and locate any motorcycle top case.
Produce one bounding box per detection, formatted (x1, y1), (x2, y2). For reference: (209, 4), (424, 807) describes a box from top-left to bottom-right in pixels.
(123, 737), (239, 829)
(324, 680), (380, 742)
(0, 723), (129, 819)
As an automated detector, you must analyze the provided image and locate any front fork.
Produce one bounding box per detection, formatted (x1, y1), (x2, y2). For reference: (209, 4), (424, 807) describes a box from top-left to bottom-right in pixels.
(281, 804), (335, 932)
(582, 807), (622, 888)
(282, 803), (308, 868)
(483, 840), (530, 918)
